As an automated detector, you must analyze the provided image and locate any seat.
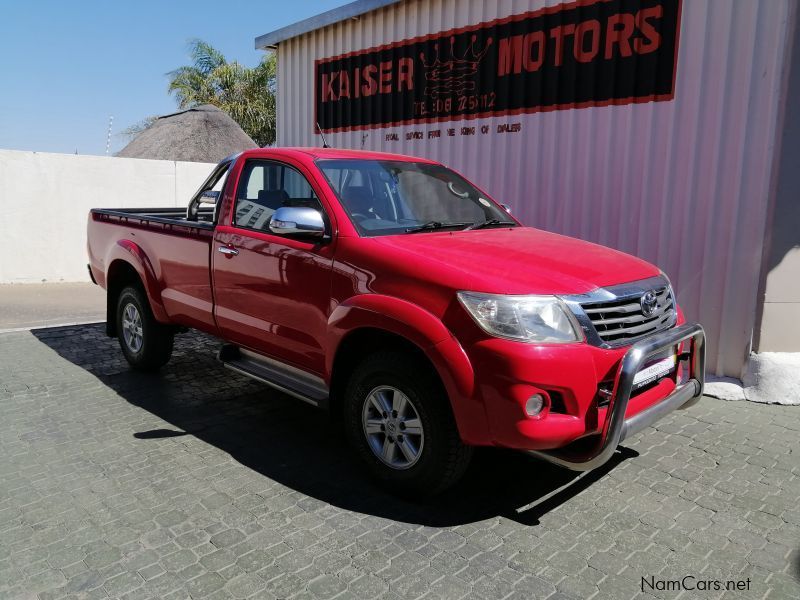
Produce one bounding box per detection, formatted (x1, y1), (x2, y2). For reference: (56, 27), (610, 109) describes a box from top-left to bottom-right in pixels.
(341, 186), (378, 219)
(257, 189), (290, 211)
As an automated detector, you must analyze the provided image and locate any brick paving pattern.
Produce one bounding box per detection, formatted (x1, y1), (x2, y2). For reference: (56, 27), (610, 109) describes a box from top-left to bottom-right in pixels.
(0, 325), (798, 599)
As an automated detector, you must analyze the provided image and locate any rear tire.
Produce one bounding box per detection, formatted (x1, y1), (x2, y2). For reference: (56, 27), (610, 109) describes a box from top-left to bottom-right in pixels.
(116, 286), (173, 371)
(343, 351), (472, 497)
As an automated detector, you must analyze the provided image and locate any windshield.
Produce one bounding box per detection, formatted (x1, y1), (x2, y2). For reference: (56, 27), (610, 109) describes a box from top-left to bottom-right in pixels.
(317, 159), (515, 236)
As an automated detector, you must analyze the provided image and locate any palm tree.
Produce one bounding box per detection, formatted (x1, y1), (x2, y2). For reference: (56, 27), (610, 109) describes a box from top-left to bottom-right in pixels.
(167, 40), (276, 147)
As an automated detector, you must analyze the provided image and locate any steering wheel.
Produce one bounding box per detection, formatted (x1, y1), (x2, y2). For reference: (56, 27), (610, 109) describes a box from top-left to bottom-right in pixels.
(351, 212), (374, 220)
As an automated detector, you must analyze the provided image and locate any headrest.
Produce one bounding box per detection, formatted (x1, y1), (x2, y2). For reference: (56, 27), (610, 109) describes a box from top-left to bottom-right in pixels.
(257, 189), (289, 210)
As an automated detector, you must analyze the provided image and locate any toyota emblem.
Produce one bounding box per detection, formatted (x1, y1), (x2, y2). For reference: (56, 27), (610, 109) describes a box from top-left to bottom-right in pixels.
(640, 290), (658, 317)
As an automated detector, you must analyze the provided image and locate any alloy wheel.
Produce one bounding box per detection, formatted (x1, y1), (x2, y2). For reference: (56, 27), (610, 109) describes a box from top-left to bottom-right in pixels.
(362, 385), (424, 469)
(121, 303), (143, 353)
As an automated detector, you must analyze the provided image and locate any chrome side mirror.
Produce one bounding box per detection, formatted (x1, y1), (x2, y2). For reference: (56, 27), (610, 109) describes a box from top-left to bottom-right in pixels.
(269, 206), (325, 238)
(199, 190), (219, 205)
(501, 203), (512, 214)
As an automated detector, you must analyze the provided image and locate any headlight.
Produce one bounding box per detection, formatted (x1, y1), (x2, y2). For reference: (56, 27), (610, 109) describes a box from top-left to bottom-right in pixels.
(457, 292), (583, 343)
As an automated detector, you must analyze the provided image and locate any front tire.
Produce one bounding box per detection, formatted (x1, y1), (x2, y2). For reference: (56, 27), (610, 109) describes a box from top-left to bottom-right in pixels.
(343, 351), (472, 497)
(116, 286), (173, 371)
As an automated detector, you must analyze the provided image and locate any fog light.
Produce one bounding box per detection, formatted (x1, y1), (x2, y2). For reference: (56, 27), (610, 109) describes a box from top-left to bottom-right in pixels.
(525, 394), (545, 416)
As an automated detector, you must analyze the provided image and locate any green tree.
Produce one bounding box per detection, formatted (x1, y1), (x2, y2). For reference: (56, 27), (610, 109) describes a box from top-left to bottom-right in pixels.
(167, 39), (276, 146)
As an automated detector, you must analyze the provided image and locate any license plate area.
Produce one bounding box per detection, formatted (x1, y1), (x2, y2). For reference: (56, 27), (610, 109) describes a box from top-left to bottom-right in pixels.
(633, 347), (677, 391)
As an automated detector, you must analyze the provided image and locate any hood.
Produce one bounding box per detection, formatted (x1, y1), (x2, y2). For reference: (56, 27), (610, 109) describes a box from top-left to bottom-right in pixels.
(370, 227), (659, 295)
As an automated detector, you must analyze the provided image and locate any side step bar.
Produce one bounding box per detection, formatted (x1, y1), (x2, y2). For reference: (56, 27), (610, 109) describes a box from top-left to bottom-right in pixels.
(217, 344), (329, 408)
(528, 323), (706, 472)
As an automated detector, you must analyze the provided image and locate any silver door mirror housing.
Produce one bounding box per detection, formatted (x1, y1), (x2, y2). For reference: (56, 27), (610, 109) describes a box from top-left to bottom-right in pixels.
(501, 203), (512, 214)
(269, 206), (326, 237)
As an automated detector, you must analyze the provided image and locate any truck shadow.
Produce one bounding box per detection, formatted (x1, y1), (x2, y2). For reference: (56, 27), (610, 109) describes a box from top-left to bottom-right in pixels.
(32, 324), (637, 527)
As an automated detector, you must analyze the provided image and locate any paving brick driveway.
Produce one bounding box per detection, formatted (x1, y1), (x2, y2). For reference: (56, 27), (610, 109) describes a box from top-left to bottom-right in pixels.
(1, 325), (798, 600)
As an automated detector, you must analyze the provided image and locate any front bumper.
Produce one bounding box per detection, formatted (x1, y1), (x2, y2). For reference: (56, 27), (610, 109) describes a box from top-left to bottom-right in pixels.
(527, 323), (705, 471)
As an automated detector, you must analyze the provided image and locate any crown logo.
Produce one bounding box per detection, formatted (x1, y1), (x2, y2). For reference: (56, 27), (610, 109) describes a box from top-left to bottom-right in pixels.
(419, 34), (493, 97)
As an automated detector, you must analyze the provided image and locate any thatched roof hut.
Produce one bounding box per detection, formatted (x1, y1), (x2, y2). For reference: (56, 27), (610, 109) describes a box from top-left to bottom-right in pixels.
(118, 104), (257, 163)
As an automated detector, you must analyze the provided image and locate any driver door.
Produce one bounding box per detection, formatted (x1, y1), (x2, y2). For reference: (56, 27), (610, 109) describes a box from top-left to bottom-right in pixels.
(212, 159), (335, 376)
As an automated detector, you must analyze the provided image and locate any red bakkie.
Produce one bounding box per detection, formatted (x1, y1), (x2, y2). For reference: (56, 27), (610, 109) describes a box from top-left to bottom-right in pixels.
(87, 148), (705, 496)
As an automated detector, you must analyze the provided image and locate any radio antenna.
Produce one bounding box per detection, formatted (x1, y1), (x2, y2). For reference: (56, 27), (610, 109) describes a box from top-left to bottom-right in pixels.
(105, 115), (114, 155)
(316, 123), (331, 148)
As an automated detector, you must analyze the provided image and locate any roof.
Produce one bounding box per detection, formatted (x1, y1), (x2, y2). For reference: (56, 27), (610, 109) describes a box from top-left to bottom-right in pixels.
(240, 147), (438, 163)
(255, 0), (402, 49)
(117, 105), (257, 163)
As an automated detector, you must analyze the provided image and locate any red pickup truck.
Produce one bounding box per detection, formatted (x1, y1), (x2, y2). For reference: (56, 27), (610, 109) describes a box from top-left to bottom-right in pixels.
(87, 148), (705, 496)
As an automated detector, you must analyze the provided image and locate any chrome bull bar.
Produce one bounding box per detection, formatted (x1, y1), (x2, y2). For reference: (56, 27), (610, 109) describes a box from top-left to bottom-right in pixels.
(528, 323), (706, 471)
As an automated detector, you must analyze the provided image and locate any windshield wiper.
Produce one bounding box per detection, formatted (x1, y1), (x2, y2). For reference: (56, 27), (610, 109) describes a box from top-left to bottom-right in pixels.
(405, 221), (473, 234)
(463, 219), (517, 231)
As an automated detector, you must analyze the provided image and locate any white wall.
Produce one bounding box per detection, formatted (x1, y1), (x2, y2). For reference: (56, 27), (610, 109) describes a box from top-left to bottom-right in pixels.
(0, 150), (214, 283)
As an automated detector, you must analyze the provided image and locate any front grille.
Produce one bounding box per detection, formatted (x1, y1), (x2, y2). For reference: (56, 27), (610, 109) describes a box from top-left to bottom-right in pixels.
(580, 285), (675, 345)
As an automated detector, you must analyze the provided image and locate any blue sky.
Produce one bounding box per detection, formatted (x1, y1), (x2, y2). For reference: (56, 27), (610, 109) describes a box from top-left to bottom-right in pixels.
(0, 0), (351, 156)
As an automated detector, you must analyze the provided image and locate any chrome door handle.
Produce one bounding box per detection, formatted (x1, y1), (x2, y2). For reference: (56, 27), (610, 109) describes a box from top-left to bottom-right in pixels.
(217, 246), (239, 256)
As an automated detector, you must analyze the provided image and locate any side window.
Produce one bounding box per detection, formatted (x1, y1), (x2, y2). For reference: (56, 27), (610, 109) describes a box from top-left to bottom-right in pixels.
(234, 160), (322, 232)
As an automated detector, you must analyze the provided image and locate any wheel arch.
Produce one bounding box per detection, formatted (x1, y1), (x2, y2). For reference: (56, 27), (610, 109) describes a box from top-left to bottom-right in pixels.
(104, 240), (167, 336)
(329, 327), (434, 415)
(326, 296), (490, 445)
